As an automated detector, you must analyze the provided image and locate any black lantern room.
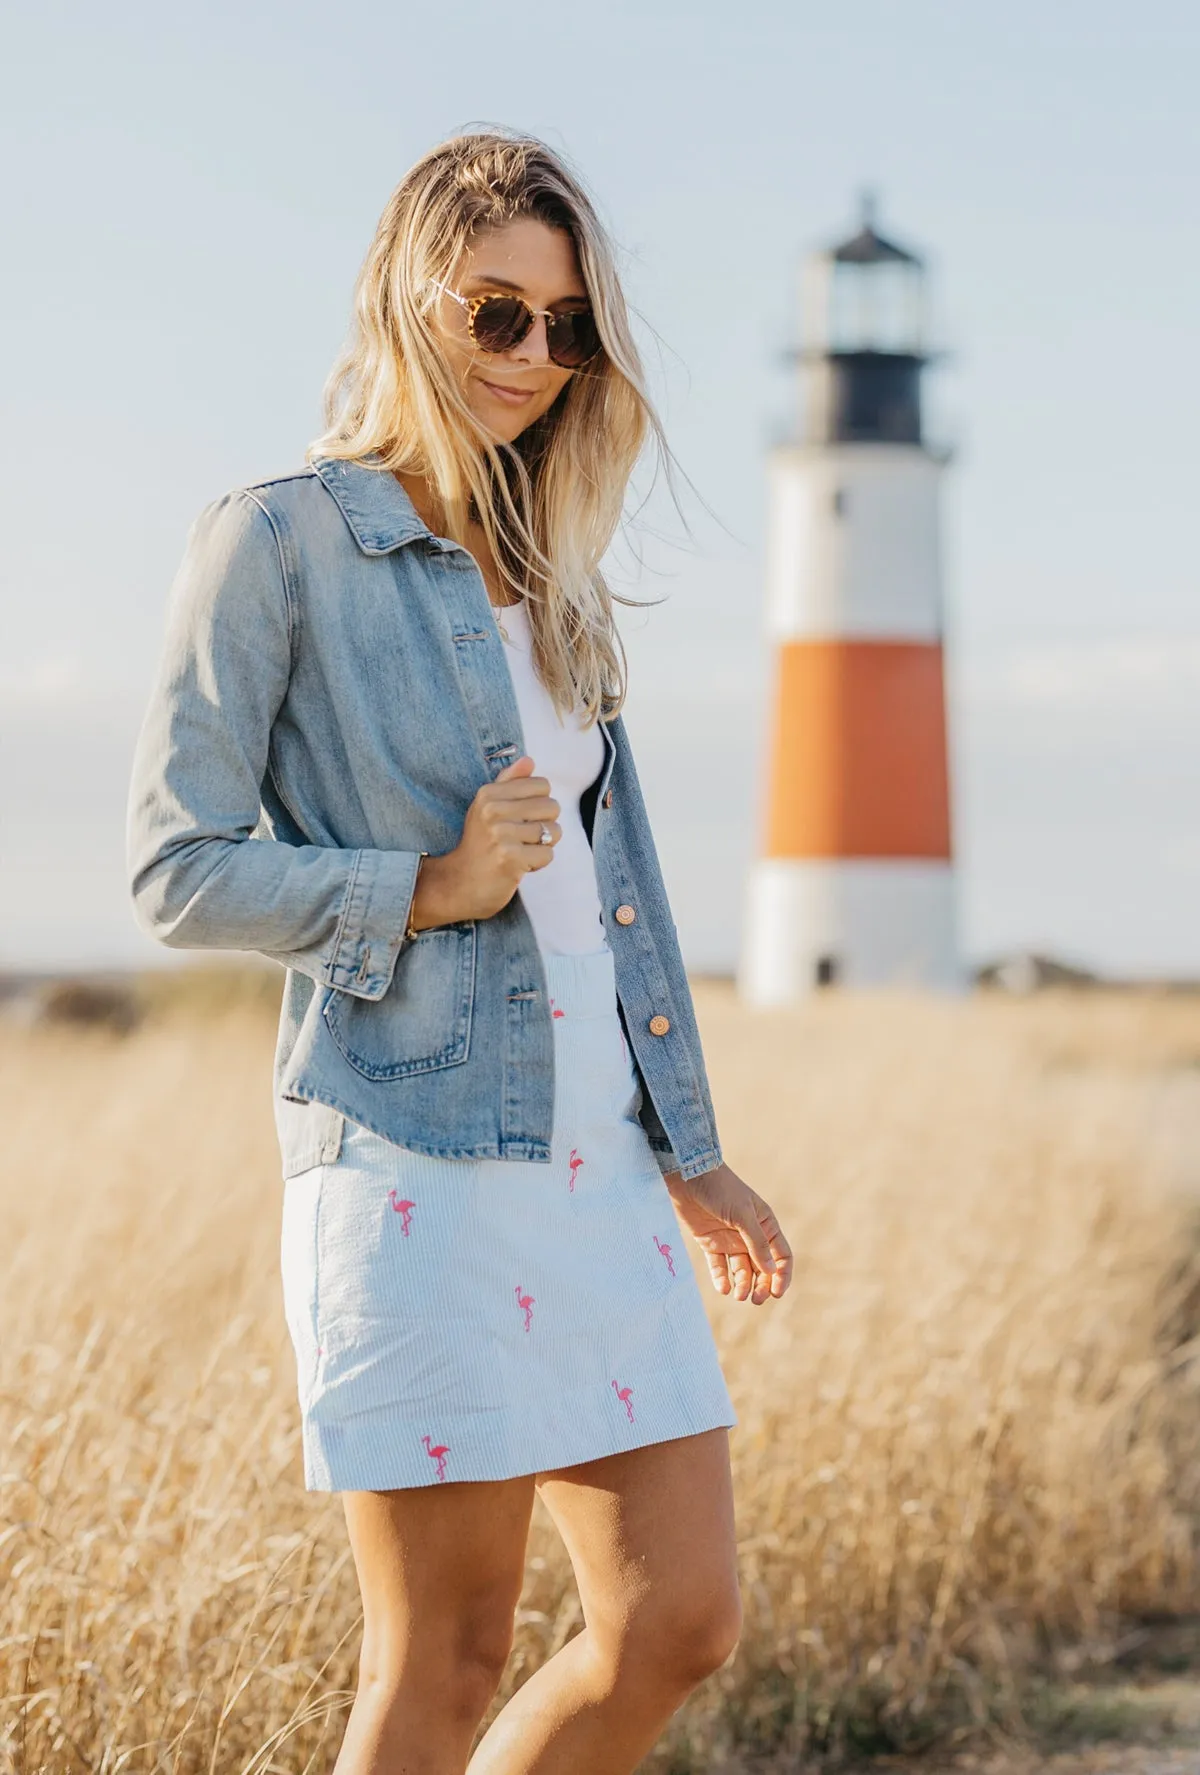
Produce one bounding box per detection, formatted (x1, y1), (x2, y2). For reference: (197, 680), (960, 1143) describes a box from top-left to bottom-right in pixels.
(795, 193), (933, 446)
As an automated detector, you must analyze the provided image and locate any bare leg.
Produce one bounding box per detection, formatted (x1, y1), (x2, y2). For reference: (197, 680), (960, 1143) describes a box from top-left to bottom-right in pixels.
(465, 1427), (741, 1775)
(333, 1473), (537, 1775)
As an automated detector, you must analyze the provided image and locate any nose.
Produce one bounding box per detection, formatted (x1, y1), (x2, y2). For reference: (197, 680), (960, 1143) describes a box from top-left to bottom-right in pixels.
(507, 311), (551, 366)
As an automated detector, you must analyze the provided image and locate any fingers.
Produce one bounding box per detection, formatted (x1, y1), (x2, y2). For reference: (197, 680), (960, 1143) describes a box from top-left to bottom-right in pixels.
(766, 1227), (793, 1296)
(496, 807), (561, 846)
(704, 1250), (732, 1296)
(725, 1199), (793, 1305)
(727, 1252), (757, 1303)
(504, 816), (563, 846)
(726, 1248), (779, 1306)
(488, 794), (561, 825)
(492, 758), (556, 807)
(492, 754), (549, 793)
(511, 818), (563, 871)
(735, 1199), (779, 1284)
(474, 761), (562, 876)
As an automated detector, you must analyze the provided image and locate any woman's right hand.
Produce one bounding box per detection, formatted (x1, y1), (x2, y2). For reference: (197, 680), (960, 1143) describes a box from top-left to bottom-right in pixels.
(407, 757), (561, 930)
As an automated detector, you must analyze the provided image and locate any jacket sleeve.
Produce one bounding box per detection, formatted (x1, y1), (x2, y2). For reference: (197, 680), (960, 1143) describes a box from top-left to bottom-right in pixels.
(125, 488), (422, 1002)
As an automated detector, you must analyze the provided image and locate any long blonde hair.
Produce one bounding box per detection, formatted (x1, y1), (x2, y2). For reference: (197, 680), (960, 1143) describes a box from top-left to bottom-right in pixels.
(307, 127), (683, 725)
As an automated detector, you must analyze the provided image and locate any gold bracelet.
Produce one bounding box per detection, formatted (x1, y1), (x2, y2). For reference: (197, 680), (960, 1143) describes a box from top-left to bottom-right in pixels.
(403, 851), (430, 942)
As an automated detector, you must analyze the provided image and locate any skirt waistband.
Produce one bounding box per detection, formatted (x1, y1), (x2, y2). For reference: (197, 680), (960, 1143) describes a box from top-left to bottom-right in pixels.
(541, 942), (617, 1020)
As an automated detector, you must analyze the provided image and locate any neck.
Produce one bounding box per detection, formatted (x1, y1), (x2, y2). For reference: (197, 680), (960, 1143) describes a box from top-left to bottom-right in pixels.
(392, 470), (444, 536)
(393, 471), (523, 610)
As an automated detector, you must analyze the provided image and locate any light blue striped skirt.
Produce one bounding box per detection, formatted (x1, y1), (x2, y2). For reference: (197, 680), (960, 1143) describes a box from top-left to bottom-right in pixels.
(279, 942), (737, 1491)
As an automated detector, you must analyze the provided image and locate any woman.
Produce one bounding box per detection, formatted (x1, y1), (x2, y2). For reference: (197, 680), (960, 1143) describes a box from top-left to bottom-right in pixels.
(126, 128), (793, 1775)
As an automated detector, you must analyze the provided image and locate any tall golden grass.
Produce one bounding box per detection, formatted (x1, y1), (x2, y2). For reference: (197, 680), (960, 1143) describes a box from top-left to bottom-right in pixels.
(3, 974), (1200, 1771)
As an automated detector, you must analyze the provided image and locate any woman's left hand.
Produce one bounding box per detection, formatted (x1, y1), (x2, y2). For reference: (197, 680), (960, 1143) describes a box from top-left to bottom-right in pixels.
(665, 1163), (793, 1304)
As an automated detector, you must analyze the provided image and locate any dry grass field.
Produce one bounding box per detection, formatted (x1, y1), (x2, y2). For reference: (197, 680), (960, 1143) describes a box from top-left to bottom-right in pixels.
(4, 971), (1200, 1772)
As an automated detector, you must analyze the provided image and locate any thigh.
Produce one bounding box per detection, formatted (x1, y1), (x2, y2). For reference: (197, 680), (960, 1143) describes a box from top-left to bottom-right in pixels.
(343, 1474), (538, 1671)
(533, 1429), (741, 1662)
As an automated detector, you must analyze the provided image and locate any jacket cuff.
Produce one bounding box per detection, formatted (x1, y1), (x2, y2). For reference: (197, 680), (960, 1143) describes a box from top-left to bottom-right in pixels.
(650, 1141), (723, 1185)
(325, 847), (426, 1000)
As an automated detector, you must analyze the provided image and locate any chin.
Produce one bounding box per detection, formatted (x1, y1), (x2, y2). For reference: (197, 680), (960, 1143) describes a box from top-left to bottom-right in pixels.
(475, 407), (539, 445)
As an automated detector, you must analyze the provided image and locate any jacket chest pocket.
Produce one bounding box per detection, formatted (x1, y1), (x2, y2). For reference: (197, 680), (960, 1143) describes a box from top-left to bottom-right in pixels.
(322, 922), (477, 1080)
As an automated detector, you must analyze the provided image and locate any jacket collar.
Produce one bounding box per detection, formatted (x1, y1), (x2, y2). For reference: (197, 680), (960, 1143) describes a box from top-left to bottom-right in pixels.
(311, 454), (440, 555)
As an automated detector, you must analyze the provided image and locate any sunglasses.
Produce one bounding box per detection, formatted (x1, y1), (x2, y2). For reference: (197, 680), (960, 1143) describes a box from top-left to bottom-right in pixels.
(430, 279), (603, 370)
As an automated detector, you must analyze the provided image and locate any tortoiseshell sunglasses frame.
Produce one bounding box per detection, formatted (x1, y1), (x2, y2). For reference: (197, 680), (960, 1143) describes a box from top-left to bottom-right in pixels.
(429, 278), (603, 368)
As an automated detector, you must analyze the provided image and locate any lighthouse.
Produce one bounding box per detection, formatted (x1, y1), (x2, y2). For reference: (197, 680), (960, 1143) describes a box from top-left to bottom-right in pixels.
(739, 196), (964, 1002)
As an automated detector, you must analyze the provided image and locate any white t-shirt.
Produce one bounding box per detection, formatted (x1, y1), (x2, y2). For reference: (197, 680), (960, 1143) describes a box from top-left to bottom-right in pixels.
(494, 597), (608, 956)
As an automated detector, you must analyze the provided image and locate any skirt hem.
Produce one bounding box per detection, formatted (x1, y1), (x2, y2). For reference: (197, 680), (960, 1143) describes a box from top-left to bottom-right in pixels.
(302, 1374), (738, 1492)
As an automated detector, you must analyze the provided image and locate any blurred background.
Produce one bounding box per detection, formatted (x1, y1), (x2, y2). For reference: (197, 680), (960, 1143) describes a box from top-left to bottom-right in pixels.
(3, 0), (1197, 988)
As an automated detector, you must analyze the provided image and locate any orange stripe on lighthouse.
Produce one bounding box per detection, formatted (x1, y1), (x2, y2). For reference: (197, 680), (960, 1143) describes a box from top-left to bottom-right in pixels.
(765, 639), (951, 860)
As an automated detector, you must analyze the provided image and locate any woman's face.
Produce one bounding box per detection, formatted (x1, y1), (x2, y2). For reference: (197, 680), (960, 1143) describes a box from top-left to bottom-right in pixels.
(433, 218), (589, 444)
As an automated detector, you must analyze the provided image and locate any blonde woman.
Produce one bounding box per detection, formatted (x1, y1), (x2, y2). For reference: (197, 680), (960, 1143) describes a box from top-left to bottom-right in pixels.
(127, 128), (793, 1775)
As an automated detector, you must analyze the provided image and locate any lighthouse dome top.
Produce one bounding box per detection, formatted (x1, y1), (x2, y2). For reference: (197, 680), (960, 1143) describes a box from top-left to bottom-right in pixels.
(801, 192), (930, 359)
(825, 190), (922, 267)
(830, 217), (921, 267)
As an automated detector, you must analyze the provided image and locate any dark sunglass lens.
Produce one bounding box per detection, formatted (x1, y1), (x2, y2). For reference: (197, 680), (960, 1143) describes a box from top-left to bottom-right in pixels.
(548, 309), (601, 367)
(471, 296), (530, 352)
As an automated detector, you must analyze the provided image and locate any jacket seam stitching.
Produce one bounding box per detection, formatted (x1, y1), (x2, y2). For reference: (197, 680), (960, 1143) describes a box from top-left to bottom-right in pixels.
(245, 466), (318, 491)
(281, 1086), (553, 1163)
(241, 487), (296, 663)
(327, 848), (364, 983)
(243, 485), (307, 844)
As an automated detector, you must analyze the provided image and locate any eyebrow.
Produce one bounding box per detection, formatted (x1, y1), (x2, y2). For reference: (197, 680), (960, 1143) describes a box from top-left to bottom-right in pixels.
(464, 272), (589, 305)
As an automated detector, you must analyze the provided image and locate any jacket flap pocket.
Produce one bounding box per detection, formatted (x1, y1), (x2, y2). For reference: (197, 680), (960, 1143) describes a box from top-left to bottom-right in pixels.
(322, 922), (477, 1080)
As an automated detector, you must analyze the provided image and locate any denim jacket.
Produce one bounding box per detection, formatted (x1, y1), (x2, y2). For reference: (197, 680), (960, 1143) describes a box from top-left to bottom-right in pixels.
(125, 456), (724, 1184)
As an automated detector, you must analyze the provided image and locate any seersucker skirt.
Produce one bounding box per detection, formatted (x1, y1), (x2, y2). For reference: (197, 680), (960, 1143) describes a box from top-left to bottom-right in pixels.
(279, 942), (737, 1491)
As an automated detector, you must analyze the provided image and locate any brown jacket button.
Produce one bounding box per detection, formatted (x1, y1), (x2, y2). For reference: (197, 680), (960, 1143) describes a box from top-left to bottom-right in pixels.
(614, 903), (636, 925)
(603, 788), (613, 808)
(648, 1014), (671, 1036)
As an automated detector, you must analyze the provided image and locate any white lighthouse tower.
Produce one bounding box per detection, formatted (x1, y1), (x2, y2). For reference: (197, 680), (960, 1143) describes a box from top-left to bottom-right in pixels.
(739, 196), (965, 1002)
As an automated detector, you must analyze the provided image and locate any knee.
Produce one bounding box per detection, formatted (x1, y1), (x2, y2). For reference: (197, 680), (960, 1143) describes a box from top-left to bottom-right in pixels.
(671, 1582), (744, 1682)
(453, 1607), (517, 1704)
(613, 1577), (743, 1689)
(359, 1598), (516, 1724)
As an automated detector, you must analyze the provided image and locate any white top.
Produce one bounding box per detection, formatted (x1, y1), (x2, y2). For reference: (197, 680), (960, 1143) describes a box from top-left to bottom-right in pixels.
(494, 597), (608, 956)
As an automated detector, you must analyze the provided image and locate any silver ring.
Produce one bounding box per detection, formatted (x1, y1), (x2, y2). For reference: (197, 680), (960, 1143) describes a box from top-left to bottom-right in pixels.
(538, 824), (553, 845)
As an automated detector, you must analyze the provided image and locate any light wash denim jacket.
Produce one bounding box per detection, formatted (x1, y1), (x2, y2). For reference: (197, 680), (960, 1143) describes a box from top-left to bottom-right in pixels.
(125, 456), (724, 1184)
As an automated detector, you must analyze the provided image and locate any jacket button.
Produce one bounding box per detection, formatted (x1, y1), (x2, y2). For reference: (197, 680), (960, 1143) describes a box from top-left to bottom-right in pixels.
(614, 903), (636, 925)
(648, 1014), (670, 1036)
(603, 788), (613, 808)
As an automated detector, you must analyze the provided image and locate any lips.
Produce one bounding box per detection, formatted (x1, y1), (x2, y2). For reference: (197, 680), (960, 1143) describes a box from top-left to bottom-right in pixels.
(479, 379), (537, 406)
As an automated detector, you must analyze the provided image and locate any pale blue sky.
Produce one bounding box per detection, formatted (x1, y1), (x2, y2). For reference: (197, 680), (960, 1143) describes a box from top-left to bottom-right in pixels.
(2, 1), (1197, 977)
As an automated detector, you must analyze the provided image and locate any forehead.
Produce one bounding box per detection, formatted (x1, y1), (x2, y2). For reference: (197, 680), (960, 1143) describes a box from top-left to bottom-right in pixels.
(456, 218), (587, 298)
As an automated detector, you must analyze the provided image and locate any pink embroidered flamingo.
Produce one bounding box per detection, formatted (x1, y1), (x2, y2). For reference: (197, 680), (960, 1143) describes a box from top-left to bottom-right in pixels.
(611, 1379), (635, 1422)
(549, 996), (565, 1019)
(422, 1434), (450, 1481)
(388, 1190), (416, 1235)
(653, 1234), (676, 1277)
(568, 1148), (584, 1193)
(514, 1284), (536, 1332)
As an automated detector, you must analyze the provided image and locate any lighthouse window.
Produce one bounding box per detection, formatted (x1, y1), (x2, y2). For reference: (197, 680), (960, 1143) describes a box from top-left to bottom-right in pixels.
(815, 954), (840, 987)
(831, 487), (847, 518)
